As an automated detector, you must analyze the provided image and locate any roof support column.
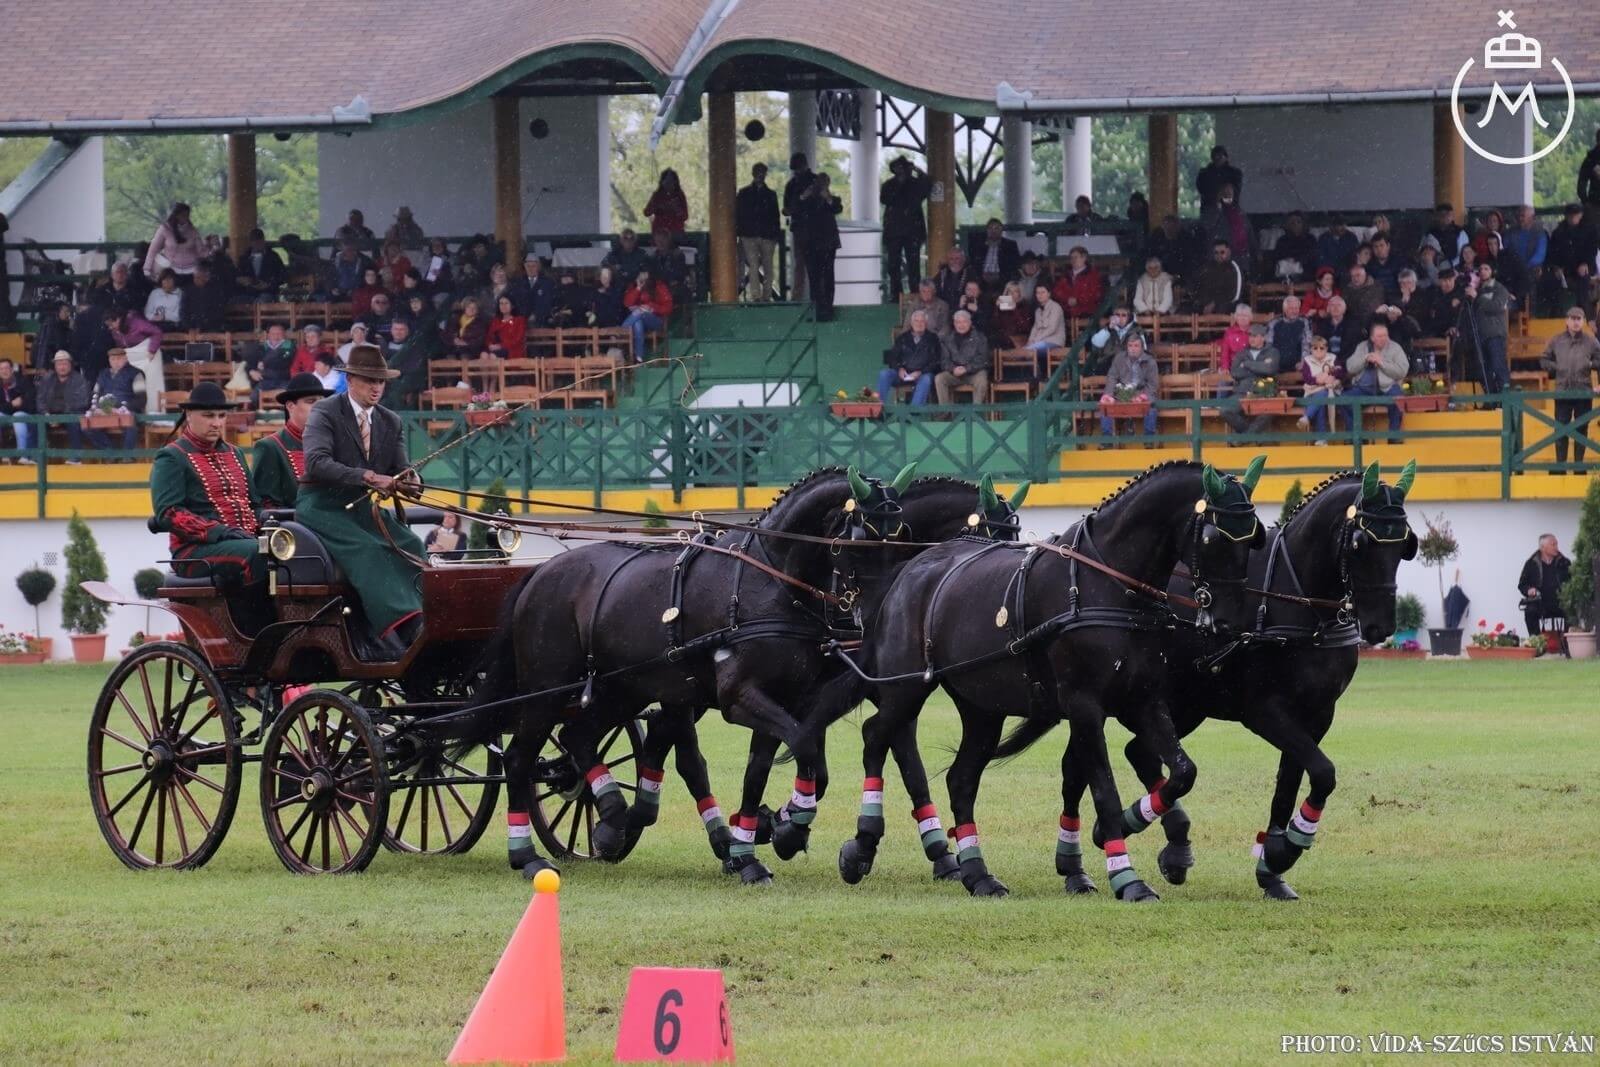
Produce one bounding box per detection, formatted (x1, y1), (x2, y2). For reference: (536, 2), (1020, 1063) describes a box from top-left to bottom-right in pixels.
(1147, 113), (1178, 231)
(1433, 103), (1465, 217)
(925, 108), (955, 275)
(850, 89), (880, 223)
(788, 92), (817, 170)
(226, 134), (256, 256)
(492, 96), (524, 269)
(1001, 116), (1033, 225)
(1062, 116), (1092, 212)
(708, 91), (738, 303)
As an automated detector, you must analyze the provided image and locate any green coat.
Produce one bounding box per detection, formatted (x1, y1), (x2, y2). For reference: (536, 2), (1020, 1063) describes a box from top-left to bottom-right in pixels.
(250, 424), (305, 509)
(150, 430), (264, 584)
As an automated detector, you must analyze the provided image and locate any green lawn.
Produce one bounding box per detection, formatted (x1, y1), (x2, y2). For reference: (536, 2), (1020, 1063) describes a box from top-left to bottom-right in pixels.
(3, 661), (1598, 1065)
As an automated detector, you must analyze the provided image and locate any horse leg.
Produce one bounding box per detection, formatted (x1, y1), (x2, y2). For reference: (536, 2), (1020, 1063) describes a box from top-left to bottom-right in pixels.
(1123, 733), (1196, 886)
(665, 708), (734, 863)
(945, 699), (1008, 897)
(1056, 729), (1097, 894)
(770, 730), (824, 862)
(503, 724), (558, 879)
(555, 712), (631, 860)
(725, 731), (779, 885)
(627, 704), (683, 835)
(837, 695), (907, 885)
(1064, 699), (1158, 902)
(1095, 709), (1198, 889)
(888, 720), (960, 881)
(1247, 706), (1336, 901)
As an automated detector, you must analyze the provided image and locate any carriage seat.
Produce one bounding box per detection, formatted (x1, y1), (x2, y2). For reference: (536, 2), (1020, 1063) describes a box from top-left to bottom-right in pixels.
(159, 571), (223, 590)
(268, 521), (350, 589)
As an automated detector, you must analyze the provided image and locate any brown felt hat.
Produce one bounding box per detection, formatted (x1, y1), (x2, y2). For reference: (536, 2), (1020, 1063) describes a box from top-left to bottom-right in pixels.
(342, 343), (399, 381)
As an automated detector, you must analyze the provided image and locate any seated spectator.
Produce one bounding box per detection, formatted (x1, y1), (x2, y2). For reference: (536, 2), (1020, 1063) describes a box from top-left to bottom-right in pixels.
(933, 247), (979, 310)
(361, 292), (396, 343)
(484, 296), (527, 358)
(644, 169), (689, 234)
(1099, 333), (1160, 444)
(1505, 205), (1547, 276)
(1352, 241), (1374, 276)
(901, 279), (952, 341)
(142, 201), (205, 285)
(1344, 321), (1408, 435)
(1025, 283), (1066, 378)
(290, 323), (327, 377)
(1381, 269), (1427, 353)
(329, 239), (372, 300)
(397, 267), (427, 309)
(649, 228), (693, 306)
(0, 357), (36, 458)
(1539, 307), (1600, 467)
(1470, 208), (1505, 261)
(1017, 251), (1052, 295)
(401, 292), (438, 336)
(1272, 211), (1318, 282)
(1341, 263), (1383, 335)
(1218, 303), (1254, 380)
(1193, 239), (1245, 314)
(1370, 213), (1394, 244)
(1134, 256), (1175, 315)
(335, 209), (375, 245)
(1086, 305), (1145, 375)
(183, 263), (227, 333)
(1222, 322), (1280, 435)
(143, 269), (184, 329)
(424, 511), (467, 562)
(480, 262), (513, 317)
(235, 228), (286, 302)
(1051, 245), (1103, 320)
(592, 266), (626, 329)
(1202, 183), (1253, 264)
(622, 268), (673, 363)
(1315, 295), (1363, 364)
(550, 270), (594, 329)
(989, 281), (1033, 345)
(1414, 240), (1442, 289)
(1316, 216), (1359, 277)
(954, 279), (988, 336)
(380, 240), (413, 291)
(967, 218), (1020, 289)
(1297, 333), (1346, 436)
(1144, 214), (1199, 284)
(877, 309), (940, 405)
(1543, 203), (1599, 314)
(36, 350), (90, 455)
(1367, 233), (1407, 300)
(246, 322), (296, 397)
(1428, 202), (1468, 266)
(1421, 268), (1468, 356)
(935, 310), (989, 405)
(508, 253), (556, 326)
(603, 229), (649, 287)
(386, 205), (425, 247)
(1457, 242), (1480, 278)
(444, 298), (489, 359)
(1126, 191), (1150, 234)
(88, 347), (146, 452)
(337, 322), (371, 364)
(1485, 231), (1530, 310)
(1269, 295), (1311, 365)
(33, 301), (74, 371)
(89, 262), (139, 316)
(1063, 195), (1101, 235)
(1302, 266), (1340, 320)
(421, 237), (453, 300)
(383, 318), (428, 407)
(352, 267), (387, 318)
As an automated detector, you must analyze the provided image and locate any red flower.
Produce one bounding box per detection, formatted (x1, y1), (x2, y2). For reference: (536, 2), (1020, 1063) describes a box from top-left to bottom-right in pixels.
(1477, 618), (1486, 628)
(1494, 622), (1505, 633)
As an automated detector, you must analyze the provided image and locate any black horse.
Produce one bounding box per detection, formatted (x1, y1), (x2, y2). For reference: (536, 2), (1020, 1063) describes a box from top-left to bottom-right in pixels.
(995, 462), (1418, 900)
(822, 459), (1269, 900)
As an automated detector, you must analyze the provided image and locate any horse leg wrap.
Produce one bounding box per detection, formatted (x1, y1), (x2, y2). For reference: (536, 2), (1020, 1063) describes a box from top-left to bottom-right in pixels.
(727, 813), (772, 884)
(1106, 839), (1156, 901)
(1259, 801), (1320, 875)
(697, 796), (732, 861)
(771, 777), (816, 860)
(1120, 777), (1170, 835)
(913, 803), (958, 879)
(1057, 814), (1097, 893)
(1160, 800), (1192, 844)
(506, 811), (535, 871)
(586, 763), (623, 803)
(953, 823), (1008, 896)
(587, 765), (629, 858)
(628, 765), (665, 830)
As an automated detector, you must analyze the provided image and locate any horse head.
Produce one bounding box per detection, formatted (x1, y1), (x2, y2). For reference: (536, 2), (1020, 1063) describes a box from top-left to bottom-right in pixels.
(1187, 456), (1269, 635)
(964, 474), (1030, 542)
(1346, 460), (1418, 644)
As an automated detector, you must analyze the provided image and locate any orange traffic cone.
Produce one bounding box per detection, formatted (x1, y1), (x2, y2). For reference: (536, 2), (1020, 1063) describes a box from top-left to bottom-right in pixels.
(448, 868), (566, 1064)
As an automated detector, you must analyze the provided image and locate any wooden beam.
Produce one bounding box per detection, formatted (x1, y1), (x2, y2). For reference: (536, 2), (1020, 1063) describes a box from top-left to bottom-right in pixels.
(1433, 103), (1466, 215)
(707, 92), (739, 304)
(925, 109), (956, 274)
(226, 134), (256, 257)
(492, 97), (523, 268)
(1147, 114), (1178, 231)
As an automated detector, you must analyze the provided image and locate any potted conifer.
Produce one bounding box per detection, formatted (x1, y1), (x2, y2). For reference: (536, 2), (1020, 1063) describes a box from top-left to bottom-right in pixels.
(1559, 475), (1600, 658)
(15, 564), (56, 660)
(1419, 512), (1463, 656)
(61, 511), (110, 662)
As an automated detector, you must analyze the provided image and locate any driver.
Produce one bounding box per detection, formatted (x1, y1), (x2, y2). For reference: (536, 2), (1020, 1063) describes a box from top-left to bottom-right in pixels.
(149, 381), (265, 585)
(296, 344), (425, 655)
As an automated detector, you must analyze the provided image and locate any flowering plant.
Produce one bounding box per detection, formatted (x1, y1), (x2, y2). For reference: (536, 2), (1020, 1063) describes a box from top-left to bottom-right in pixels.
(466, 392), (507, 412)
(1249, 376), (1279, 398)
(1112, 384), (1144, 402)
(127, 631), (147, 648)
(1525, 633), (1548, 654)
(0, 628), (43, 654)
(1381, 637), (1423, 651)
(1470, 620), (1522, 648)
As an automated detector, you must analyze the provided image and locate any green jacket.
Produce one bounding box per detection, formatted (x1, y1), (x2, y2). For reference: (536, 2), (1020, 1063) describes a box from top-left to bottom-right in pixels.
(250, 423), (305, 509)
(151, 430), (261, 552)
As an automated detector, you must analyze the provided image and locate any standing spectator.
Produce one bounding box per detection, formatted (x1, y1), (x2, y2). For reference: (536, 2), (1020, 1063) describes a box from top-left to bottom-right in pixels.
(1429, 203), (1469, 266)
(484, 296), (527, 358)
(444, 298), (489, 359)
(1222, 323), (1279, 435)
(236, 228), (286, 301)
(932, 247), (979, 311)
(1580, 129), (1600, 218)
(0, 358), (35, 458)
(105, 307), (163, 361)
(386, 206), (424, 247)
(901, 279), (951, 340)
(421, 237), (453, 300)
(735, 162), (781, 302)
(1196, 145), (1243, 212)
(1051, 246), (1104, 320)
(335, 209), (375, 244)
(33, 301), (74, 370)
(380, 240), (413, 289)
(329, 239), (372, 300)
(1543, 203), (1599, 314)
(1193, 239), (1245, 314)
(880, 156), (931, 300)
(601, 229), (649, 288)
(351, 267), (386, 318)
(622, 269), (673, 361)
(1366, 234), (1407, 300)
(990, 281), (1033, 345)
(1468, 261), (1512, 398)
(1539, 307), (1600, 468)
(88, 348), (145, 452)
(1217, 303), (1254, 378)
(143, 270), (184, 329)
(592, 266), (627, 329)
(1086, 305), (1145, 376)
(1505, 205), (1548, 275)
(782, 153), (816, 301)
(142, 202), (205, 284)
(877, 309), (940, 406)
(1133, 256), (1175, 315)
(1316, 296), (1363, 365)
(71, 302), (114, 381)
(967, 218), (1020, 290)
(1025, 283), (1066, 378)
(36, 351), (91, 455)
(1271, 212), (1318, 282)
(1145, 215), (1199, 284)
(290, 323), (327, 376)
(1203, 183), (1253, 263)
(935, 310), (989, 405)
(246, 322), (296, 396)
(1297, 334), (1345, 436)
(1269, 295), (1311, 365)
(644, 169), (689, 234)
(1345, 321), (1408, 435)
(794, 173), (843, 321)
(1470, 209), (1506, 262)
(649, 228), (693, 307)
(1484, 231), (1530, 311)
(1316, 216), (1359, 277)
(1519, 534), (1571, 641)
(509, 253), (557, 326)
(1414, 239), (1442, 289)
(1099, 334), (1160, 444)
(1341, 263), (1383, 334)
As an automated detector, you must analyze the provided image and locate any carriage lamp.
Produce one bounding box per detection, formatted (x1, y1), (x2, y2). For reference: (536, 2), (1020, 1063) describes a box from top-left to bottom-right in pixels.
(262, 527), (298, 562)
(494, 522), (522, 555)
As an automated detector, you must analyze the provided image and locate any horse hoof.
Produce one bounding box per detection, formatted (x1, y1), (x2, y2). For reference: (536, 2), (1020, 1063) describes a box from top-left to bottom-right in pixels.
(838, 840), (872, 885)
(591, 821), (627, 860)
(771, 819), (810, 861)
(519, 855), (560, 880)
(508, 845), (538, 872)
(707, 826), (733, 862)
(1259, 875), (1300, 901)
(930, 853), (961, 881)
(968, 875), (1010, 898)
(625, 804), (658, 833)
(735, 858), (773, 886)
(1158, 843), (1195, 885)
(1063, 872), (1098, 895)
(1115, 879), (1160, 902)
(754, 805), (777, 846)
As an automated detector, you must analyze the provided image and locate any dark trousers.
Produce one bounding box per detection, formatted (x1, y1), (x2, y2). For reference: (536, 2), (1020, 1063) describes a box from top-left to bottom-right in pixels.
(884, 233), (923, 299)
(805, 246), (837, 320)
(1480, 334), (1509, 396)
(1555, 397), (1595, 464)
(87, 426), (136, 452)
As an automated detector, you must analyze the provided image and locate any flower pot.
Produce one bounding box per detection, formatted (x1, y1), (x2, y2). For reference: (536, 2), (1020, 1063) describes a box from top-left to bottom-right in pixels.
(1392, 628), (1419, 645)
(0, 651), (49, 665)
(1466, 645), (1537, 660)
(1566, 631), (1597, 659)
(465, 408), (513, 428)
(80, 412), (134, 431)
(1427, 627), (1463, 656)
(830, 402), (883, 419)
(70, 633), (108, 663)
(1396, 394), (1448, 413)
(1360, 647), (1426, 660)
(1239, 396), (1293, 416)
(1102, 401), (1152, 419)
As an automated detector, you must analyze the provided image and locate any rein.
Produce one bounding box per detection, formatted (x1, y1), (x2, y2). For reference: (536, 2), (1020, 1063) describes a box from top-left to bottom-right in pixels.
(1028, 539), (1203, 612)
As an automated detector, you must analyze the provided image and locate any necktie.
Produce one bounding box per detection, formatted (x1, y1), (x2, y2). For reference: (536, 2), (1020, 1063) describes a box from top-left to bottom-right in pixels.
(358, 408), (371, 457)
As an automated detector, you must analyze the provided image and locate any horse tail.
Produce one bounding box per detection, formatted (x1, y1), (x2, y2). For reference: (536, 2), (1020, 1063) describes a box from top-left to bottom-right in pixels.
(412, 569), (535, 752)
(990, 715), (1060, 764)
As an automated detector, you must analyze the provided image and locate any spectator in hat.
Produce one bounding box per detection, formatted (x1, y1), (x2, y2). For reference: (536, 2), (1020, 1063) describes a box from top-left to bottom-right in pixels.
(1133, 256), (1175, 315)
(338, 322), (372, 365)
(1470, 209), (1506, 262)
(1545, 203), (1598, 308)
(1196, 145), (1243, 212)
(290, 323), (327, 377)
(235, 228), (286, 302)
(0, 357), (36, 459)
(793, 172), (843, 321)
(644, 169), (689, 234)
(880, 156), (931, 300)
(735, 162), (781, 302)
(335, 209), (375, 244)
(1538, 306), (1600, 468)
(88, 348), (146, 453)
(782, 153), (816, 301)
(386, 206), (424, 247)
(37, 350), (91, 454)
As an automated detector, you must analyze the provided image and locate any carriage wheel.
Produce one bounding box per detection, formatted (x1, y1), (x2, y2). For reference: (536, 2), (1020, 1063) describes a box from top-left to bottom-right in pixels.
(259, 691), (389, 874)
(382, 735), (502, 856)
(531, 719), (644, 862)
(88, 642), (241, 871)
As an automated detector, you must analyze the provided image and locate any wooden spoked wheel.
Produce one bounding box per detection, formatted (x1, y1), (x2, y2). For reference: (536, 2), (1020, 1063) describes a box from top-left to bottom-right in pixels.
(382, 734), (502, 856)
(259, 691), (389, 874)
(530, 719), (644, 862)
(87, 642), (241, 870)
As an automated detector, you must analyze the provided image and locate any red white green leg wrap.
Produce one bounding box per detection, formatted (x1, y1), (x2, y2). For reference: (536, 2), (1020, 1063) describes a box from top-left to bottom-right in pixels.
(780, 777), (818, 826)
(859, 777), (885, 819)
(1056, 814), (1083, 864)
(697, 795), (728, 836)
(913, 804), (947, 859)
(1285, 800), (1322, 849)
(1105, 839), (1140, 893)
(635, 765), (665, 813)
(507, 810), (531, 851)
(586, 764), (622, 802)
(952, 822), (983, 864)
(1120, 777), (1170, 834)
(728, 811), (758, 859)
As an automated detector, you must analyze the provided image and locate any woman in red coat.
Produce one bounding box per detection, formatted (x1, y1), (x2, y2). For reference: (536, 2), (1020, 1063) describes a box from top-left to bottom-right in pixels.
(483, 295), (527, 358)
(1050, 246), (1104, 320)
(352, 267), (387, 318)
(644, 169), (689, 234)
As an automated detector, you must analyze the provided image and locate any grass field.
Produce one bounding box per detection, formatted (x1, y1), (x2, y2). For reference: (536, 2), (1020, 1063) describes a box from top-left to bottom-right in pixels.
(3, 660), (1598, 1065)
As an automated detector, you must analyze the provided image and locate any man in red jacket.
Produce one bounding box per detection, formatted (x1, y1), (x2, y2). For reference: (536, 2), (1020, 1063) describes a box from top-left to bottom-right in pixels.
(622, 268), (673, 363)
(1051, 246), (1104, 321)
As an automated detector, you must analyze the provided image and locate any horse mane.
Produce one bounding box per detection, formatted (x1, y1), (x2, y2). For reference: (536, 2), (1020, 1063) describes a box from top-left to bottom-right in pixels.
(753, 465), (849, 524)
(1278, 470), (1362, 528)
(1090, 460), (1203, 515)
(905, 475), (977, 494)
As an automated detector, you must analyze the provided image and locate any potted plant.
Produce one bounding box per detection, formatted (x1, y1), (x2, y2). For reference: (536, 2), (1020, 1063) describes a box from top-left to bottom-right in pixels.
(1239, 375), (1293, 416)
(1394, 592), (1425, 645)
(1397, 375), (1450, 413)
(464, 393), (512, 428)
(1279, 479), (1304, 526)
(81, 391), (134, 431)
(15, 564), (56, 660)
(1418, 512), (1463, 656)
(0, 628), (49, 665)
(1466, 620), (1537, 660)
(468, 477), (514, 557)
(120, 631), (148, 656)
(1559, 475), (1600, 658)
(830, 388), (883, 419)
(61, 511), (110, 663)
(1101, 383), (1152, 419)
(1362, 636), (1425, 660)
(133, 567), (165, 635)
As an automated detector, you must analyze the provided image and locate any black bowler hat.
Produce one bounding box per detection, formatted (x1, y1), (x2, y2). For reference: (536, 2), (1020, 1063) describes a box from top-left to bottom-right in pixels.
(178, 381), (233, 410)
(277, 372), (333, 404)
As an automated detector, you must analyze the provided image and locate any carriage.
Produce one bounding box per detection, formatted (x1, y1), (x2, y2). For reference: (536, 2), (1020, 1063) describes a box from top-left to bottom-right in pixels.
(84, 507), (644, 874)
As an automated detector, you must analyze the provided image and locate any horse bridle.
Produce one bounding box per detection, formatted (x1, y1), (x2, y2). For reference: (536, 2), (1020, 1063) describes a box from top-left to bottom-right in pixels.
(826, 489), (913, 627)
(1183, 491), (1263, 628)
(1253, 494), (1413, 629)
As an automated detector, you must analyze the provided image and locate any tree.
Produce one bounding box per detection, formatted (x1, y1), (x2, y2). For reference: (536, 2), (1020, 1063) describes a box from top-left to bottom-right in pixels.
(1559, 474), (1600, 631)
(468, 478), (514, 554)
(104, 134), (318, 242)
(0, 136), (48, 190)
(1030, 113), (1216, 220)
(61, 511), (109, 635)
(1279, 478), (1304, 527)
(15, 564), (56, 638)
(1533, 99), (1600, 209)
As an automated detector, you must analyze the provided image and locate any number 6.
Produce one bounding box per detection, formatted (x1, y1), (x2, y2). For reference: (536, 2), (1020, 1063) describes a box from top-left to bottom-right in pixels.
(653, 989), (683, 1055)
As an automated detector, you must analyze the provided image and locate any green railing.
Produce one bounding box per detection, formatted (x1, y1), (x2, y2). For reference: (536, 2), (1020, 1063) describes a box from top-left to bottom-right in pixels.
(1, 392), (1594, 515)
(665, 302), (820, 407)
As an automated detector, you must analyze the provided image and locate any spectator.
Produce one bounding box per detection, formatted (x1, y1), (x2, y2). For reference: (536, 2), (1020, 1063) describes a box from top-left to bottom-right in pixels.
(1126, 191), (1150, 235)
(105, 307), (163, 362)
(337, 322), (371, 364)
(794, 173), (843, 321)
(142, 202), (205, 285)
(990, 281), (1033, 345)
(1203, 183), (1253, 263)
(478, 261), (514, 319)
(312, 351), (348, 396)
(649, 228), (693, 306)
(335, 209), (375, 244)
(878, 309), (940, 405)
(508, 253), (557, 326)
(1484, 231), (1530, 310)
(381, 240), (413, 290)
(290, 323), (327, 376)
(550, 271), (595, 329)
(1470, 209), (1505, 262)
(644, 169), (689, 234)
(1193, 239), (1245, 314)
(954, 280), (988, 335)
(383, 319), (428, 406)
(1062, 195), (1102, 237)
(1218, 303), (1253, 379)
(70, 302), (114, 381)
(1051, 245), (1104, 320)
(1543, 203), (1599, 313)
(1133, 256), (1175, 315)
(1367, 234), (1407, 300)
(1381, 270), (1427, 355)
(1297, 333), (1345, 437)
(1370, 213), (1394, 245)
(880, 156), (931, 300)
(1017, 251), (1052, 297)
(592, 266), (627, 329)
(1316, 216), (1359, 277)
(1414, 239), (1442, 289)
(142, 269), (183, 329)
(1341, 263), (1383, 334)
(968, 218), (1020, 289)
(351, 267), (387, 318)
(1269, 295), (1311, 365)
(1421, 269), (1467, 377)
(900, 279), (952, 341)
(1025, 283), (1066, 377)
(36, 351), (90, 455)
(33, 301), (74, 371)
(735, 162), (781, 302)
(361, 292), (396, 343)
(1196, 144), (1243, 212)
(783, 153), (816, 301)
(1539, 307), (1600, 468)
(602, 229), (650, 288)
(401, 293), (439, 341)
(1429, 203), (1469, 266)
(1099, 334), (1160, 444)
(329, 239), (372, 299)
(622, 268), (673, 361)
(1316, 296), (1363, 365)
(1086, 305), (1145, 375)
(92, 261), (140, 315)
(933, 247), (979, 311)
(484, 295), (527, 358)
(246, 322), (296, 396)
(236, 228), (286, 301)
(421, 237), (453, 299)
(0, 357), (35, 459)
(386, 206), (424, 247)
(425, 512), (467, 562)
(1145, 214), (1199, 283)
(1505, 205), (1548, 273)
(1222, 322), (1280, 434)
(396, 268), (427, 311)
(1519, 534), (1572, 639)
(87, 347), (145, 452)
(1457, 242), (1479, 277)
(444, 298), (489, 359)
(1468, 261), (1512, 397)
(193, 261), (237, 338)
(1345, 321), (1408, 434)
(1272, 212), (1318, 283)
(935, 310), (990, 405)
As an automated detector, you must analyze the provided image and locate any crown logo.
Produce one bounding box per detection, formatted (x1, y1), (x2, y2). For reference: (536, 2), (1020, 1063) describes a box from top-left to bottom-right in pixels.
(1485, 11), (1541, 71)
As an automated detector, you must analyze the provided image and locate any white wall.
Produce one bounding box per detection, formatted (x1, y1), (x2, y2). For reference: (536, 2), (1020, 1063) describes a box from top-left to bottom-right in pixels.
(3, 137), (106, 305)
(1213, 103), (1531, 214)
(317, 96), (609, 240)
